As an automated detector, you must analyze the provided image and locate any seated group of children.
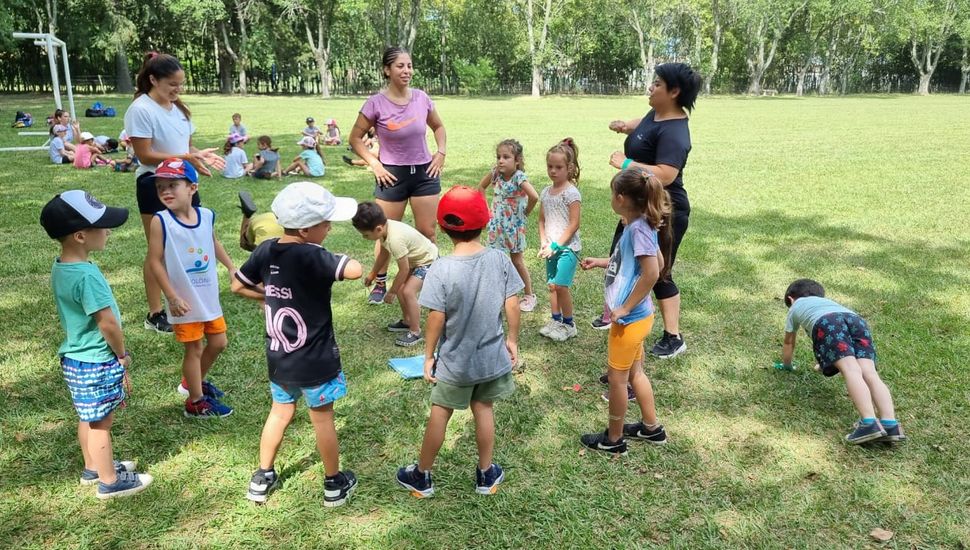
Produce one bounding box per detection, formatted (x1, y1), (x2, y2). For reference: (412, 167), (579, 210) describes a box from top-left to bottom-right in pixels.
(222, 114), (343, 180)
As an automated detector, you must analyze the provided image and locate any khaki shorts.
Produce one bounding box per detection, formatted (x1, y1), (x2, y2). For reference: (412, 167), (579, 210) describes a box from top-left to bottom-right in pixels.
(430, 372), (515, 410)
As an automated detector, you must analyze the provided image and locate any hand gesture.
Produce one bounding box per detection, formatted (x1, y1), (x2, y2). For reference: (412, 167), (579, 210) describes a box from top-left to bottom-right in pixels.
(198, 148), (226, 171)
(580, 257), (605, 270)
(506, 340), (519, 367)
(609, 306), (629, 324)
(609, 151), (626, 170)
(373, 162), (398, 188)
(608, 120), (626, 133)
(427, 151), (446, 178)
(423, 356), (437, 383)
(363, 273), (375, 287)
(168, 296), (191, 317)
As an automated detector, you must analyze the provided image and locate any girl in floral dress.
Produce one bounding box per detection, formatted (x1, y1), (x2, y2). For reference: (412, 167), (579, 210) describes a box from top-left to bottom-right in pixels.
(479, 139), (540, 311)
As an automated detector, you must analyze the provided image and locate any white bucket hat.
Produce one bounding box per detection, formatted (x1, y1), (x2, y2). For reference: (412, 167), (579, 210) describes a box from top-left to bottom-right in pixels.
(271, 181), (357, 229)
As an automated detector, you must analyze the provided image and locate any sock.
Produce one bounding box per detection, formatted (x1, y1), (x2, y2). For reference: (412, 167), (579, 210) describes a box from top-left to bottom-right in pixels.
(880, 419), (898, 427)
(325, 473), (340, 481)
(860, 417), (876, 425)
(562, 316), (574, 326)
(375, 273), (387, 285)
(257, 467), (276, 478)
(552, 313), (563, 322)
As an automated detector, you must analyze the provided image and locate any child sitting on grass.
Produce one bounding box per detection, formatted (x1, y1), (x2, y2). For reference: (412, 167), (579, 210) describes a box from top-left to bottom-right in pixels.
(74, 132), (116, 169)
(228, 113), (250, 144)
(283, 137), (325, 177)
(396, 186), (522, 498)
(780, 278), (905, 444)
(41, 190), (153, 499)
(352, 201), (438, 347)
(232, 181), (362, 507)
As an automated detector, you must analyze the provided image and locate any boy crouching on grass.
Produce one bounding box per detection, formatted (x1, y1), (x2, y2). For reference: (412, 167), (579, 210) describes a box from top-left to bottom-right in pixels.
(352, 201), (438, 347)
(41, 190), (153, 499)
(396, 186), (522, 497)
(780, 279), (904, 444)
(232, 182), (362, 507)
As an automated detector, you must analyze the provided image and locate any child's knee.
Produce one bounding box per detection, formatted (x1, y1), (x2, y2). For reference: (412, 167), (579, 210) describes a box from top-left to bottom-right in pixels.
(208, 334), (229, 353)
(607, 366), (631, 385)
(183, 339), (205, 356)
(270, 402), (296, 422)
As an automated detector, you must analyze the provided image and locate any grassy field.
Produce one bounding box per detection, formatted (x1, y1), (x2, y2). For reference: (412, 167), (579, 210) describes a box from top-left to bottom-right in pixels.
(0, 92), (968, 549)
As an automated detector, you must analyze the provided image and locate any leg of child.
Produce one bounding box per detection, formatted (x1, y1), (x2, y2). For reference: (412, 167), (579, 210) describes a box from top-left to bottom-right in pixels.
(556, 286), (573, 320)
(296, 160), (310, 175)
(401, 274), (423, 334)
(308, 403), (340, 477)
(258, 402), (296, 469)
(87, 413), (117, 485)
(549, 284), (560, 317)
(859, 358), (896, 420)
(606, 367), (631, 441)
(417, 404), (454, 472)
(78, 421), (93, 470)
(239, 215), (253, 250)
(469, 400), (495, 470)
(835, 356), (877, 419)
(510, 252), (533, 296)
(182, 340), (205, 401)
(199, 332), (228, 382)
(629, 355), (659, 426)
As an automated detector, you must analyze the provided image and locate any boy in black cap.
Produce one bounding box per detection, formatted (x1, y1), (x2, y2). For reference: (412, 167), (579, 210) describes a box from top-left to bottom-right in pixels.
(40, 190), (153, 499)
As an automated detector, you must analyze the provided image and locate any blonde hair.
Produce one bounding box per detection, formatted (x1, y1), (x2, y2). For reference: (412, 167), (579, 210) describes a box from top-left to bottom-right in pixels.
(547, 137), (580, 183)
(610, 168), (673, 279)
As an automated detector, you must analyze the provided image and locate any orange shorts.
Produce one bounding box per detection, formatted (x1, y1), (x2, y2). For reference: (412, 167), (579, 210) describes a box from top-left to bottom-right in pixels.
(607, 315), (655, 370)
(172, 316), (227, 343)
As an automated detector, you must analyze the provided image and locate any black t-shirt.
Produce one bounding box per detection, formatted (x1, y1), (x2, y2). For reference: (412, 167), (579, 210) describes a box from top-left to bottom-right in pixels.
(624, 110), (692, 211)
(236, 239), (349, 386)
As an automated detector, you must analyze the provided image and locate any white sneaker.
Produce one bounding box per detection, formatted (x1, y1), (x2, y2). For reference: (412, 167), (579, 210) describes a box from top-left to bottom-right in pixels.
(549, 322), (577, 342)
(539, 319), (560, 337)
(561, 323), (578, 340)
(519, 294), (537, 312)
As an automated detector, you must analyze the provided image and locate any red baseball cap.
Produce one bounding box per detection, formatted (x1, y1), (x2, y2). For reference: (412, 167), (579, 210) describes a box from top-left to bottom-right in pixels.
(437, 186), (490, 231)
(154, 158), (199, 183)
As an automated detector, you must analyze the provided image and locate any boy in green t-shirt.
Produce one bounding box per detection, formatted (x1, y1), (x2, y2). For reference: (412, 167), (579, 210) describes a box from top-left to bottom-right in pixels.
(41, 190), (153, 499)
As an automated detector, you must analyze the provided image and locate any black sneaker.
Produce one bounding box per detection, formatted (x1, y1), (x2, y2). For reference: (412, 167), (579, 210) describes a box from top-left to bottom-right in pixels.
(396, 463), (434, 498)
(599, 373), (609, 385)
(475, 463), (505, 495)
(879, 424), (907, 443)
(580, 430), (628, 455)
(324, 470), (357, 507)
(845, 421), (886, 444)
(623, 422), (668, 445)
(387, 319), (410, 332)
(238, 191), (257, 218)
(590, 315), (611, 330)
(651, 331), (686, 359)
(246, 469), (280, 503)
(342, 155), (354, 166)
(395, 331), (424, 347)
(144, 311), (173, 333)
(601, 385), (636, 402)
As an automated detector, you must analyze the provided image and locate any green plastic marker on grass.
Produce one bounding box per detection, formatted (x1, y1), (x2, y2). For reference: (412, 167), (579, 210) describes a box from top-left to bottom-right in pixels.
(773, 361), (796, 371)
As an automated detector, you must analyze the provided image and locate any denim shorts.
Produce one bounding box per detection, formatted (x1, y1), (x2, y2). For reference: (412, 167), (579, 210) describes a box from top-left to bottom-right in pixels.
(412, 264), (431, 281)
(270, 372), (347, 408)
(61, 356), (126, 422)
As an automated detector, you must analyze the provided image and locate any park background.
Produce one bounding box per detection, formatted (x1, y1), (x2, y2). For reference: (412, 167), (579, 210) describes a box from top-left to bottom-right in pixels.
(1, 0), (970, 548)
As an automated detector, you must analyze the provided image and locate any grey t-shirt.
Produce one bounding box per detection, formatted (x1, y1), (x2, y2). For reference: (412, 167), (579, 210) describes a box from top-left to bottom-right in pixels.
(785, 296), (854, 336)
(255, 149), (280, 175)
(418, 248), (524, 385)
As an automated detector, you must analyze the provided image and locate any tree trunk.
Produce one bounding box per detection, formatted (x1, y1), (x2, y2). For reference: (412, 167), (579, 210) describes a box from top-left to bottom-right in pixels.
(114, 45), (133, 93)
(439, 4), (448, 94)
(631, 10), (650, 93)
(961, 45), (969, 94)
(917, 73), (931, 95)
(795, 65), (808, 96)
(706, 1), (721, 95)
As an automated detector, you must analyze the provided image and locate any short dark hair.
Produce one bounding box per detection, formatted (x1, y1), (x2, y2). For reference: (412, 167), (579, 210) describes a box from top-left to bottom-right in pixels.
(106, 138), (119, 150)
(351, 201), (387, 231)
(785, 278), (825, 307)
(654, 63), (702, 113)
(442, 226), (482, 242)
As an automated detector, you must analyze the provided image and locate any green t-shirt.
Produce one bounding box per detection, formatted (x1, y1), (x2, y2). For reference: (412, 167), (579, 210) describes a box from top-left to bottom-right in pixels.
(51, 260), (121, 362)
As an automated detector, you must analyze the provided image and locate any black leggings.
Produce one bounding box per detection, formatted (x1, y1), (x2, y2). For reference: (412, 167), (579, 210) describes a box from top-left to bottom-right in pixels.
(610, 207), (689, 300)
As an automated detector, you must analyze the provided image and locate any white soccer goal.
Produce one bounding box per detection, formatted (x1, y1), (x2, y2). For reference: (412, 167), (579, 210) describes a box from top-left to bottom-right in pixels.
(0, 32), (76, 152)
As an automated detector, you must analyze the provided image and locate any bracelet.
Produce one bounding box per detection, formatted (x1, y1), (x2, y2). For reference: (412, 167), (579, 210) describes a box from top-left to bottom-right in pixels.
(118, 351), (130, 360)
(436, 150), (446, 156)
(621, 158), (632, 170)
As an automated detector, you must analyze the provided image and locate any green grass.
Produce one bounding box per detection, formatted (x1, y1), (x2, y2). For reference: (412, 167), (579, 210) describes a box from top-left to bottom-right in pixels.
(1, 92), (968, 548)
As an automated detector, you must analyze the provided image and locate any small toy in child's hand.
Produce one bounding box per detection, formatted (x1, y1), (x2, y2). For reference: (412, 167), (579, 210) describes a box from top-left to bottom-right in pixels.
(773, 361), (796, 371)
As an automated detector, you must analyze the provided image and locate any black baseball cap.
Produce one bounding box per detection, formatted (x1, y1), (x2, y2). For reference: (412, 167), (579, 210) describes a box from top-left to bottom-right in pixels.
(40, 190), (129, 239)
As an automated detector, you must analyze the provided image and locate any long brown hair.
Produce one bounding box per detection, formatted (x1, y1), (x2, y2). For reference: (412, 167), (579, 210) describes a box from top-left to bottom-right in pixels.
(611, 168), (673, 280)
(547, 137), (580, 183)
(134, 52), (191, 119)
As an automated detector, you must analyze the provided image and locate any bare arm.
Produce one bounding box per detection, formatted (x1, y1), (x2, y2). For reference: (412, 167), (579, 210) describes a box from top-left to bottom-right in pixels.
(781, 332), (797, 367)
(93, 307), (127, 360)
(479, 169), (495, 192)
(522, 180), (540, 216)
(426, 108), (447, 178)
(213, 236), (236, 275)
(230, 274), (266, 301)
(423, 310), (446, 383)
(148, 216), (189, 316)
(537, 203), (548, 256)
(365, 246), (391, 286)
(342, 258), (363, 280)
(504, 295), (520, 366)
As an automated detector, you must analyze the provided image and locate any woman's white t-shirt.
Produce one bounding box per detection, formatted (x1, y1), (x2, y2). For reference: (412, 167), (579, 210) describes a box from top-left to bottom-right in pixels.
(222, 147), (248, 178)
(124, 94), (195, 177)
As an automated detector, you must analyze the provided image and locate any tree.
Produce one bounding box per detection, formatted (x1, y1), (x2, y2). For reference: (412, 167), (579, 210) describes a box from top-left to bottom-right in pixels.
(893, 0), (960, 95)
(280, 0), (339, 98)
(373, 0), (422, 50)
(520, 0), (558, 97)
(735, 0), (807, 94)
(629, 2), (677, 93)
(956, 3), (970, 93)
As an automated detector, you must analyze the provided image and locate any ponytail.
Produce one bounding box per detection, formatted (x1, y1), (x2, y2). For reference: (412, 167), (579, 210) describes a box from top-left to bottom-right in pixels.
(135, 52), (191, 119)
(547, 137), (581, 183)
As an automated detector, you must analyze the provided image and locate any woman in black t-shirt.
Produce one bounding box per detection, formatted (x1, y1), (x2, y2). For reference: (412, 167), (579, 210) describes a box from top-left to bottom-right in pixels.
(598, 63), (702, 360)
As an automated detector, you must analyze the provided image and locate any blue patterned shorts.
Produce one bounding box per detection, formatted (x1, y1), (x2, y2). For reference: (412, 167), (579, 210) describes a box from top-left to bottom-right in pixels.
(811, 312), (877, 377)
(270, 372), (347, 408)
(61, 357), (126, 422)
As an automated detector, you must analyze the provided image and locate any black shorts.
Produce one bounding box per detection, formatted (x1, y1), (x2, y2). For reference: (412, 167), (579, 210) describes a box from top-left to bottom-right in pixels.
(374, 162), (441, 202)
(136, 171), (201, 214)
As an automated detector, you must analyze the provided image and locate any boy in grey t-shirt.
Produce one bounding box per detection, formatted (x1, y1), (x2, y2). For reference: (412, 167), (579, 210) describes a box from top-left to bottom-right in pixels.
(396, 186), (523, 498)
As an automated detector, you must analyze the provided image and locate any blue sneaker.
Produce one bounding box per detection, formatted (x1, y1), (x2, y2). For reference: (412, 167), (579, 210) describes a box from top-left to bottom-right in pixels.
(184, 395), (233, 418)
(368, 284), (387, 305)
(80, 459), (137, 485)
(396, 463), (434, 498)
(177, 378), (225, 398)
(845, 421), (886, 444)
(96, 470), (153, 499)
(879, 424), (907, 443)
(475, 463), (505, 495)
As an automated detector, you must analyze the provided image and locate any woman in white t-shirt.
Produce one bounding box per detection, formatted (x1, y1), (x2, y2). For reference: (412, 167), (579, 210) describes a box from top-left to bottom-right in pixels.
(124, 52), (226, 333)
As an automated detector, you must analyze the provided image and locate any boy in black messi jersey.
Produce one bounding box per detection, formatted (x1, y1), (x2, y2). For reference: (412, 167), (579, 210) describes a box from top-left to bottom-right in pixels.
(232, 181), (362, 507)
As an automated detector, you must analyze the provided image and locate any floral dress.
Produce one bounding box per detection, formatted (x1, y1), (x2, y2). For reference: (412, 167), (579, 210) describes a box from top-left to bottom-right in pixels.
(486, 169), (529, 253)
